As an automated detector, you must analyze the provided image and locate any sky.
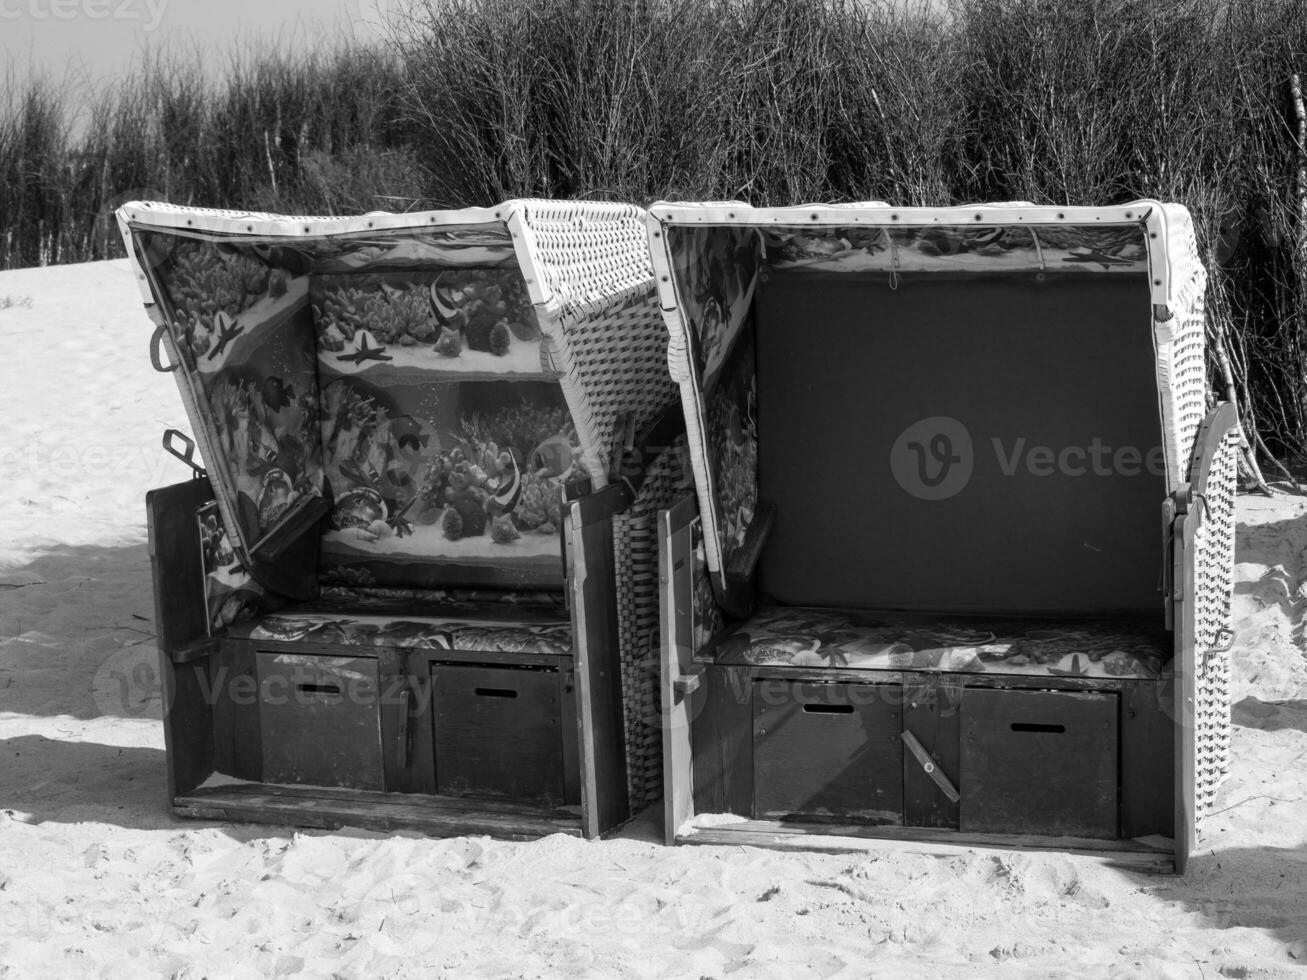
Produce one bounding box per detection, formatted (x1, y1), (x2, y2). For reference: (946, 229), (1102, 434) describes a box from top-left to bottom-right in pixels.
(1, 0), (398, 81)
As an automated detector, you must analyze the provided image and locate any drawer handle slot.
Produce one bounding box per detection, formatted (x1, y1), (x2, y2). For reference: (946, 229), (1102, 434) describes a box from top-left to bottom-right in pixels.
(1010, 722), (1065, 734)
(295, 683), (341, 697)
(475, 687), (519, 699)
(802, 703), (854, 715)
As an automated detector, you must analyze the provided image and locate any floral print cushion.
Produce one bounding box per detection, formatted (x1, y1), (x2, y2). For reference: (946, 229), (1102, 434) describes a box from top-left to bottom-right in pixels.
(714, 606), (1169, 680)
(231, 596), (572, 656)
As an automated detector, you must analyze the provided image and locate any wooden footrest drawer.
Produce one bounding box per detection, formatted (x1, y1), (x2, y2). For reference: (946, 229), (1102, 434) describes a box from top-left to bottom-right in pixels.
(432, 663), (568, 803)
(752, 680), (902, 824)
(256, 653), (385, 790)
(960, 688), (1119, 839)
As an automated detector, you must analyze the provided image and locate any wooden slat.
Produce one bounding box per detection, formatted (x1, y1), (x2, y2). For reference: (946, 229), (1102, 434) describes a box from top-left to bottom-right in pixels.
(1174, 508), (1197, 874)
(902, 675), (962, 828)
(378, 649), (411, 793)
(659, 496), (699, 844)
(194, 779), (580, 814)
(559, 663), (583, 806)
(692, 666), (754, 817)
(211, 640), (263, 782)
(566, 500), (629, 837)
(676, 819), (1174, 872)
(146, 479), (215, 656)
(1121, 679), (1174, 838)
(174, 783), (582, 839)
(159, 654), (216, 798)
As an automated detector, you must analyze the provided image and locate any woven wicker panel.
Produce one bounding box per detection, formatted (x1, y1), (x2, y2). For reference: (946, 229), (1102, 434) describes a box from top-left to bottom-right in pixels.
(612, 440), (688, 809)
(518, 200), (658, 312)
(516, 202), (677, 493)
(1157, 207), (1209, 491)
(1192, 426), (1240, 828)
(555, 284), (677, 487)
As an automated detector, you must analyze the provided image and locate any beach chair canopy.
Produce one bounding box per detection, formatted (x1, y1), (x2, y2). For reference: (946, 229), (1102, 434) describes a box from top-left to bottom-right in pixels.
(647, 201), (1208, 617)
(119, 200), (674, 598)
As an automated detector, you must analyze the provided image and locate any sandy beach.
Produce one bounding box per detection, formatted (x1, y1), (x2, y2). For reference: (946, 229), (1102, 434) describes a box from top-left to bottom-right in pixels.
(2, 259), (1306, 978)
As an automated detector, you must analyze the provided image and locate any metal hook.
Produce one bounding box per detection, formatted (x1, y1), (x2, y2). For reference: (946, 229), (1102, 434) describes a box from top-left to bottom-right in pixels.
(150, 322), (179, 372)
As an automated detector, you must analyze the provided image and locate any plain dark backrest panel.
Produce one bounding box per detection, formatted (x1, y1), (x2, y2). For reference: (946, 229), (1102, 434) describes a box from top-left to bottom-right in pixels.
(754, 271), (1165, 615)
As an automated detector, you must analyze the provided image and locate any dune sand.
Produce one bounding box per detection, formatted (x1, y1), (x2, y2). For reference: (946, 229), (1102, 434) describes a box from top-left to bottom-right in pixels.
(2, 260), (1306, 978)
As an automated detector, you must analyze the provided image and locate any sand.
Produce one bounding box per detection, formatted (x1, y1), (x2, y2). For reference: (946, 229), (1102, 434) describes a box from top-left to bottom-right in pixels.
(2, 259), (1307, 979)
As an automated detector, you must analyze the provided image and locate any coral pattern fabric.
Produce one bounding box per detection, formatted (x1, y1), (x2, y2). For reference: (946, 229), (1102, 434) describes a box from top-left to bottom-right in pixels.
(147, 235), (326, 548)
(311, 259), (580, 591)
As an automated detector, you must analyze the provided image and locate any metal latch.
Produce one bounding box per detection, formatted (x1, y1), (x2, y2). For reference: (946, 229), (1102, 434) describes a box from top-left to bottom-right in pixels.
(901, 730), (960, 803)
(162, 429), (205, 479)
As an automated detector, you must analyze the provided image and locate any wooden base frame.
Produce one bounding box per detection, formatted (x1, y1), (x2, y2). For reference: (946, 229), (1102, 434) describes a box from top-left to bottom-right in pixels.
(658, 497), (1183, 872)
(149, 478), (631, 840)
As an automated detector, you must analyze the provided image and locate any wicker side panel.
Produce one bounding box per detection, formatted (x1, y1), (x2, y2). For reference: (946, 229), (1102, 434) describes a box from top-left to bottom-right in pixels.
(558, 283), (679, 487)
(1192, 427), (1240, 828)
(612, 442), (687, 810)
(518, 200), (656, 315)
(1157, 209), (1209, 492)
(518, 201), (674, 490)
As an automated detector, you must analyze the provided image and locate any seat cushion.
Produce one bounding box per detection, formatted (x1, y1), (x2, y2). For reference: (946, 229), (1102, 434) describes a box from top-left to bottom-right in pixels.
(714, 606), (1169, 679)
(229, 594), (571, 656)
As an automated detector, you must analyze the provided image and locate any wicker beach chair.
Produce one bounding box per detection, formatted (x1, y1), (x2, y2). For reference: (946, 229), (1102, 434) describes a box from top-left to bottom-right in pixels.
(648, 201), (1237, 872)
(118, 200), (678, 838)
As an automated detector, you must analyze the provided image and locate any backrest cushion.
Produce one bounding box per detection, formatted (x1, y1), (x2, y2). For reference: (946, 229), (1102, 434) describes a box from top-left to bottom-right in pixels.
(752, 265), (1166, 615)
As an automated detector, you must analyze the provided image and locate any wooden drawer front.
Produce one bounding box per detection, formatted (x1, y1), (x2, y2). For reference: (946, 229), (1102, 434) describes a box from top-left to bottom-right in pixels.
(256, 653), (385, 791)
(432, 664), (566, 803)
(752, 680), (903, 824)
(961, 688), (1118, 839)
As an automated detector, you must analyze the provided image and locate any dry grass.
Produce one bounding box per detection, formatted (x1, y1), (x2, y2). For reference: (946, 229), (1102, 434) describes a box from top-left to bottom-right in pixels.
(1, 0), (1306, 468)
